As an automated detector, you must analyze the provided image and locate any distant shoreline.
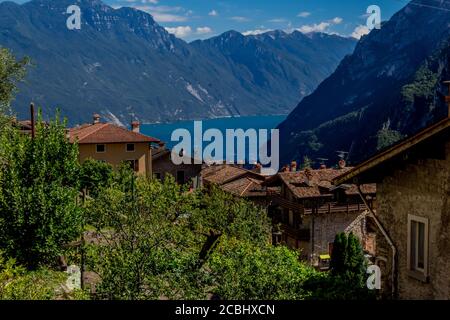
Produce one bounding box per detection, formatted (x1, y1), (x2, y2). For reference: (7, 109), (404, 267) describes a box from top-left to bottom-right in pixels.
(142, 114), (289, 126)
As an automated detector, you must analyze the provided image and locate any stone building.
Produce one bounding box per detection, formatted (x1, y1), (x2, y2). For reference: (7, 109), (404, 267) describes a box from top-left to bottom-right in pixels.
(334, 116), (450, 299)
(265, 163), (376, 264)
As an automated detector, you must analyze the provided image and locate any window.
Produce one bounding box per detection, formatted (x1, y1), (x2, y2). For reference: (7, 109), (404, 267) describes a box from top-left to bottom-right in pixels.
(154, 172), (161, 180)
(96, 144), (105, 153)
(127, 159), (139, 172)
(126, 143), (135, 152)
(176, 170), (185, 184)
(407, 215), (429, 281)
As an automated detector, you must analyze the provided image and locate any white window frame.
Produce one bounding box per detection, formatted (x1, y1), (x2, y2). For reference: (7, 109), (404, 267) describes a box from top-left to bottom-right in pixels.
(407, 214), (429, 282)
(96, 144), (106, 153)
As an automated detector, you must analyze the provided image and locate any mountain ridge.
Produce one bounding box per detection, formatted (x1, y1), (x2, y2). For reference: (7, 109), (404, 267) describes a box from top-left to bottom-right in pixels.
(278, 0), (450, 166)
(0, 0), (356, 125)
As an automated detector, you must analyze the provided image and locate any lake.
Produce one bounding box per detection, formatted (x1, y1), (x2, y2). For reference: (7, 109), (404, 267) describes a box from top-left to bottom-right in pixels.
(141, 115), (287, 163)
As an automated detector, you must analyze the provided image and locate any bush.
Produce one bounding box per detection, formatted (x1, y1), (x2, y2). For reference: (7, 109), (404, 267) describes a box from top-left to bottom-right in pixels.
(0, 251), (67, 300)
(0, 112), (83, 268)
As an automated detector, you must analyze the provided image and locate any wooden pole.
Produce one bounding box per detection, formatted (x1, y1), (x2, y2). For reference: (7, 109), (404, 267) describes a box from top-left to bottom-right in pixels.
(30, 103), (35, 139)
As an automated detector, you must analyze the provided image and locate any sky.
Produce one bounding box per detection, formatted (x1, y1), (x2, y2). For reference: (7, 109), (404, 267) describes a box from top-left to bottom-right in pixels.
(8, 0), (409, 41)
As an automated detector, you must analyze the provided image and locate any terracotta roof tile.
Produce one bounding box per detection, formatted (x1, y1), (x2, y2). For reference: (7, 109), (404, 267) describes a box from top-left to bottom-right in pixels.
(221, 177), (267, 197)
(69, 123), (159, 144)
(275, 168), (375, 199)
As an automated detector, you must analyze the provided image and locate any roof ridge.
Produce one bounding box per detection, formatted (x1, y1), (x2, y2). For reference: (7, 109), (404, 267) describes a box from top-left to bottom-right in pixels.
(76, 123), (109, 142)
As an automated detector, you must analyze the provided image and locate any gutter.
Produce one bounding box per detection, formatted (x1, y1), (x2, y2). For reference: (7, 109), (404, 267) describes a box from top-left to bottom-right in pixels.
(357, 185), (397, 299)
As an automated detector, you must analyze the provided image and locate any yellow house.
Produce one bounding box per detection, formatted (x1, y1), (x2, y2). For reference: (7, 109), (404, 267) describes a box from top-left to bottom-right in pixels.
(69, 114), (159, 177)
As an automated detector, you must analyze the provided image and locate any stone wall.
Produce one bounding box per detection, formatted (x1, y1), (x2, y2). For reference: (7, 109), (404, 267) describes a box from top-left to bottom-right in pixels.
(375, 141), (450, 299)
(310, 211), (365, 257)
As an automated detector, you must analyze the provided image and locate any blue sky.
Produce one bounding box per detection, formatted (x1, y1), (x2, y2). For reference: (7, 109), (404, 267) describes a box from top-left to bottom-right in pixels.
(8, 0), (409, 41)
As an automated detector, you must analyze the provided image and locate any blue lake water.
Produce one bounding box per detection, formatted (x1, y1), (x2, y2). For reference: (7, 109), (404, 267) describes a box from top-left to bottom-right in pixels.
(141, 115), (287, 163)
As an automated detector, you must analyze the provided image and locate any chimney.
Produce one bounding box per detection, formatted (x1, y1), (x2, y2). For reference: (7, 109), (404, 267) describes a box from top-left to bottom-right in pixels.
(93, 114), (101, 124)
(158, 141), (166, 149)
(444, 81), (450, 118)
(131, 121), (140, 133)
(291, 161), (297, 172)
(304, 168), (313, 186)
(338, 159), (346, 169)
(253, 162), (262, 173)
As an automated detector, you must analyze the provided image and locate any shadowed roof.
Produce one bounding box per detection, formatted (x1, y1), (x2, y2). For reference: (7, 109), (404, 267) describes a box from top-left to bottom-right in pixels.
(265, 168), (375, 199)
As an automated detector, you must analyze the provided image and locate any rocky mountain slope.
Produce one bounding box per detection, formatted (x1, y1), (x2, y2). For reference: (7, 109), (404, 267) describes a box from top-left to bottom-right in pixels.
(0, 0), (356, 125)
(278, 0), (450, 166)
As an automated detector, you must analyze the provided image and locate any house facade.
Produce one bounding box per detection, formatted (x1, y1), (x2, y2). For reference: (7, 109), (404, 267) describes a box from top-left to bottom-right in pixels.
(69, 114), (159, 177)
(265, 163), (376, 264)
(152, 144), (203, 186)
(334, 116), (450, 299)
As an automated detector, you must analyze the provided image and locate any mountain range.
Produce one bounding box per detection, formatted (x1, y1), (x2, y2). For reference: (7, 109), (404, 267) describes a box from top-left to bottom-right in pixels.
(0, 0), (356, 125)
(278, 0), (450, 166)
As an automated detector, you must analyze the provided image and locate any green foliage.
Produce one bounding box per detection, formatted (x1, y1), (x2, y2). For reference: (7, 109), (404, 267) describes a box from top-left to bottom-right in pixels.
(311, 232), (374, 300)
(85, 173), (197, 299)
(80, 158), (113, 197)
(0, 111), (83, 268)
(376, 127), (404, 151)
(0, 251), (66, 300)
(401, 66), (439, 104)
(208, 237), (320, 300)
(84, 173), (291, 300)
(301, 156), (313, 169)
(189, 185), (271, 246)
(0, 48), (29, 110)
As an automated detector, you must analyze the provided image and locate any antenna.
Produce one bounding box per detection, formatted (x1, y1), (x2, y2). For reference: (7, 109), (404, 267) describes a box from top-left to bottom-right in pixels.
(336, 151), (349, 160)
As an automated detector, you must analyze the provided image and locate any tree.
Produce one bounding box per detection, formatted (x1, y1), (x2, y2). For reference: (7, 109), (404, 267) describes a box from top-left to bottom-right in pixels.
(0, 111), (83, 268)
(79, 158), (113, 197)
(208, 237), (320, 300)
(84, 175), (297, 300)
(0, 48), (29, 129)
(321, 232), (372, 299)
(330, 232), (348, 275)
(85, 174), (197, 300)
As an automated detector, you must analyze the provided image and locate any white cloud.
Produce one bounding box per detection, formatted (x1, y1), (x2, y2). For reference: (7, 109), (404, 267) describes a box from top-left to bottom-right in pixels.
(351, 25), (370, 39)
(242, 29), (273, 36)
(151, 13), (187, 22)
(298, 22), (330, 33)
(297, 11), (311, 18)
(331, 17), (343, 24)
(165, 26), (192, 38)
(209, 10), (218, 17)
(133, 4), (188, 22)
(196, 27), (213, 34)
(230, 16), (250, 22)
(297, 17), (343, 34)
(268, 18), (287, 23)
